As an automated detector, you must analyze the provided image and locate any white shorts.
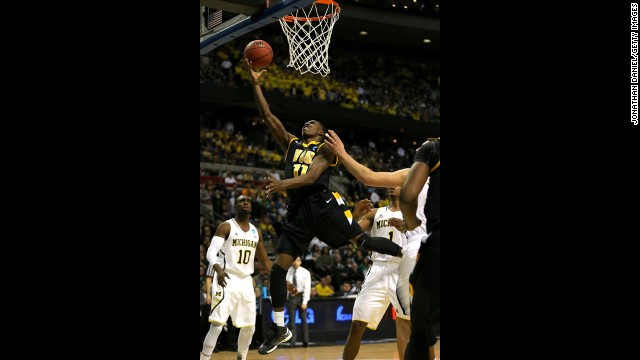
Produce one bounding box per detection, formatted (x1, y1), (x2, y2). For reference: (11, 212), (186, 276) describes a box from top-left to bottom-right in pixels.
(208, 272), (256, 328)
(396, 233), (425, 317)
(353, 261), (405, 330)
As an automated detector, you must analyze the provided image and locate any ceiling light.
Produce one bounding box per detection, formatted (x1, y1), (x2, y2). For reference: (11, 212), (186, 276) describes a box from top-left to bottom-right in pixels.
(423, 39), (431, 43)
(359, 31), (368, 35)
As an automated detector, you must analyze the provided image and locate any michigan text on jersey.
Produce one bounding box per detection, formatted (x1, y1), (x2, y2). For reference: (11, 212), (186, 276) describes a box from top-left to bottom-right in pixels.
(232, 238), (258, 248)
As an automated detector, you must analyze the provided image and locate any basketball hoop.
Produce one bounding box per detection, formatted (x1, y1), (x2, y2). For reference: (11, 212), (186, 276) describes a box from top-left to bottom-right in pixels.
(278, 0), (340, 77)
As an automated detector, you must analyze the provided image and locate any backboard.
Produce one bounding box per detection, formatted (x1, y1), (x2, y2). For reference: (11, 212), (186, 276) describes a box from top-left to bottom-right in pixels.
(200, 0), (315, 55)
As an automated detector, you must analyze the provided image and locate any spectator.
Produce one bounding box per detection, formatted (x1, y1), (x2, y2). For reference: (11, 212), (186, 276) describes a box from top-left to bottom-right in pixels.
(314, 276), (335, 297)
(336, 281), (353, 297)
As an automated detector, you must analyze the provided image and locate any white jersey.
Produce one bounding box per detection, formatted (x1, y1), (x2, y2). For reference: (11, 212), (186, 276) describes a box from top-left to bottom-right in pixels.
(218, 219), (259, 278)
(405, 180), (429, 240)
(370, 206), (406, 263)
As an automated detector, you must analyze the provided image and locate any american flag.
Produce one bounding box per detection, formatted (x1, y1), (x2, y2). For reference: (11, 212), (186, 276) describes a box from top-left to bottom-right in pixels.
(207, 9), (222, 30)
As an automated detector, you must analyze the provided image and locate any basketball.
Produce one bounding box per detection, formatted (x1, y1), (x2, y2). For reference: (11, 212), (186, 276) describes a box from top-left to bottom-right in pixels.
(244, 40), (273, 70)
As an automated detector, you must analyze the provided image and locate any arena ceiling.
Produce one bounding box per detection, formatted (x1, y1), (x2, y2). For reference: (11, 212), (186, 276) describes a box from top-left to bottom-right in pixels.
(331, 2), (440, 54)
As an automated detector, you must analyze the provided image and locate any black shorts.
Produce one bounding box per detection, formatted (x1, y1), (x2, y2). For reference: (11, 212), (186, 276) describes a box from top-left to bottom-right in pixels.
(410, 229), (440, 346)
(276, 189), (364, 259)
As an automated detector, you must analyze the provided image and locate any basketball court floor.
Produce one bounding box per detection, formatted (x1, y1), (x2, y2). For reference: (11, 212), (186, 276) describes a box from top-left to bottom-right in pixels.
(211, 340), (441, 359)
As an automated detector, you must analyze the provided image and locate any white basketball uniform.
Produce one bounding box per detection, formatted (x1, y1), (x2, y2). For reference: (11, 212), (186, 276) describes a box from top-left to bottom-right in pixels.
(208, 219), (260, 328)
(396, 180), (429, 315)
(353, 206), (408, 329)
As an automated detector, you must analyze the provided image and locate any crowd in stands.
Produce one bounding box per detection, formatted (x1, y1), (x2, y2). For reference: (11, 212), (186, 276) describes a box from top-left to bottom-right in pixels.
(200, 31), (440, 124)
(200, 112), (416, 171)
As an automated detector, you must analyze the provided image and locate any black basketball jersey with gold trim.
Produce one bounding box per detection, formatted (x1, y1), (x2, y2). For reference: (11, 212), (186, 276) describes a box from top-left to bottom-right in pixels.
(284, 138), (338, 204)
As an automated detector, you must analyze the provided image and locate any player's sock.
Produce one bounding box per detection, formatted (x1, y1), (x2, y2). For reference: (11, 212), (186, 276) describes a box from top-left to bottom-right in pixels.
(356, 234), (402, 256)
(236, 326), (256, 359)
(273, 311), (285, 327)
(201, 323), (223, 358)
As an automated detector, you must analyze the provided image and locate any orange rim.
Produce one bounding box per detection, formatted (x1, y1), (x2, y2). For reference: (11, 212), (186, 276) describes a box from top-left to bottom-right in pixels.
(282, 0), (340, 22)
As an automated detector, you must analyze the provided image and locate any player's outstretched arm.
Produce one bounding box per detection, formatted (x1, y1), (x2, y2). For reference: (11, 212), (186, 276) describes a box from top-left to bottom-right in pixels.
(265, 147), (333, 196)
(356, 205), (377, 231)
(399, 162), (428, 231)
(399, 141), (436, 230)
(388, 217), (407, 232)
(324, 130), (408, 187)
(255, 230), (272, 274)
(246, 59), (295, 150)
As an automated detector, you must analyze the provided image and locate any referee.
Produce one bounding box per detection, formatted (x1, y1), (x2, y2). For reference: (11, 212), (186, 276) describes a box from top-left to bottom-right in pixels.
(285, 257), (312, 348)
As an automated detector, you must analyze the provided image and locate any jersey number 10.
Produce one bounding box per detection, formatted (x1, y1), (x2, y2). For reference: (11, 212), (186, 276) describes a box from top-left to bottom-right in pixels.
(237, 250), (251, 264)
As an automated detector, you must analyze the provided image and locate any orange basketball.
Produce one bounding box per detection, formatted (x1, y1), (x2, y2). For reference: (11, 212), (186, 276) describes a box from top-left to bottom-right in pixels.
(244, 40), (273, 70)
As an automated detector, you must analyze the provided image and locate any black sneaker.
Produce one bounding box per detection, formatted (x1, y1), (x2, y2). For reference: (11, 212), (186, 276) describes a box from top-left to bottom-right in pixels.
(258, 323), (292, 355)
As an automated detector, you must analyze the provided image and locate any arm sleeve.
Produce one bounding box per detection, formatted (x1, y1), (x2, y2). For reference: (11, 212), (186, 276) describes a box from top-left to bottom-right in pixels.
(206, 236), (225, 264)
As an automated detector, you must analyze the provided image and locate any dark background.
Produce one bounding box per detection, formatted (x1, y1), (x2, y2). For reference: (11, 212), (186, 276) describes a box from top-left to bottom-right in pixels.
(7, 1), (637, 359)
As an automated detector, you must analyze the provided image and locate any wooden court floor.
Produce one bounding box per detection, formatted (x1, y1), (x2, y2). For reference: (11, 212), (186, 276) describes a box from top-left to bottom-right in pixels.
(210, 340), (441, 359)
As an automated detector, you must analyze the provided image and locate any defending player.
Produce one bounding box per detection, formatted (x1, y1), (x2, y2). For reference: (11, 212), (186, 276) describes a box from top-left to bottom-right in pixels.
(200, 195), (272, 360)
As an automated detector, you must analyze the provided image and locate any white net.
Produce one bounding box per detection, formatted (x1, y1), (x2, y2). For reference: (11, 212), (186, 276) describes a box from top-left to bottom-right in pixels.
(278, 0), (340, 77)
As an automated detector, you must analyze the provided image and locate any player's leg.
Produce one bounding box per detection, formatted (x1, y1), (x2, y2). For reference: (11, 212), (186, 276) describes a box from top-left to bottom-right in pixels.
(236, 326), (256, 360)
(387, 263), (410, 360)
(271, 253), (296, 313)
(403, 254), (428, 360)
(258, 252), (295, 354)
(200, 323), (225, 360)
(397, 235), (422, 318)
(344, 263), (390, 360)
(404, 232), (440, 360)
(343, 320), (368, 360)
(201, 276), (231, 359)
(312, 191), (402, 256)
(353, 232), (403, 256)
(259, 219), (310, 355)
(396, 317), (411, 359)
(231, 276), (260, 360)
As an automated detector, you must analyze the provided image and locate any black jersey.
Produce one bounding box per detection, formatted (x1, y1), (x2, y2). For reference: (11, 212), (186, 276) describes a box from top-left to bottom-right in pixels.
(415, 138), (440, 234)
(283, 138), (338, 204)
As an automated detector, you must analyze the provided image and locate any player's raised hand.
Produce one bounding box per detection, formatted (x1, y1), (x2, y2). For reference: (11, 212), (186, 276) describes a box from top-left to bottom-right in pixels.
(245, 58), (267, 85)
(353, 199), (373, 220)
(388, 217), (408, 232)
(216, 268), (231, 287)
(323, 130), (347, 158)
(265, 171), (284, 197)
